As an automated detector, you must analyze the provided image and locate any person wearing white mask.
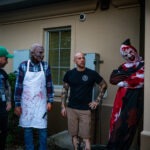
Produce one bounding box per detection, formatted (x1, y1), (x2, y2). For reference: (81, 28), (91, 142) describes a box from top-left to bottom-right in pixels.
(14, 43), (54, 150)
(107, 39), (144, 150)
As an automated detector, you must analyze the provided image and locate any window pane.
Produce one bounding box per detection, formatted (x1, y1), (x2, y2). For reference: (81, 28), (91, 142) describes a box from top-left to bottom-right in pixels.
(47, 27), (71, 86)
(61, 30), (71, 48)
(60, 49), (70, 67)
(49, 32), (59, 49)
(49, 49), (59, 66)
(59, 68), (69, 85)
(51, 68), (59, 85)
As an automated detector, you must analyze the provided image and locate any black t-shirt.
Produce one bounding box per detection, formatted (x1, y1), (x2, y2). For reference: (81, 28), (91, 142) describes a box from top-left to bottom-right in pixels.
(63, 68), (103, 110)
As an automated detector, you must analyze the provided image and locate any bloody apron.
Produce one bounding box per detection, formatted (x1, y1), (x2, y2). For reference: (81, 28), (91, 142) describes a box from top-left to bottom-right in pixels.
(19, 60), (47, 128)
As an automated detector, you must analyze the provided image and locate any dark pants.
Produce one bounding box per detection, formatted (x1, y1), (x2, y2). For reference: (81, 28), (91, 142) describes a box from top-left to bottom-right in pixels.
(0, 114), (8, 150)
(107, 88), (143, 150)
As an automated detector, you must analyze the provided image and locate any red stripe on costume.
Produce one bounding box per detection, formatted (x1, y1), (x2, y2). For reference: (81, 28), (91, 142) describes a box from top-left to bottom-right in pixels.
(122, 45), (137, 52)
(126, 77), (144, 87)
(125, 67), (144, 88)
(109, 87), (127, 135)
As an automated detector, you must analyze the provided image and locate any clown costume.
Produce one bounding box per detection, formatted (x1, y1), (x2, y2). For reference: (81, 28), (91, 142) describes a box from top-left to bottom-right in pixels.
(107, 39), (144, 150)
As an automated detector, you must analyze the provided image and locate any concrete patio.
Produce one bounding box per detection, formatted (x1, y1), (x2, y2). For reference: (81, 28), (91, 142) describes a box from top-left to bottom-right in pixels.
(48, 130), (107, 150)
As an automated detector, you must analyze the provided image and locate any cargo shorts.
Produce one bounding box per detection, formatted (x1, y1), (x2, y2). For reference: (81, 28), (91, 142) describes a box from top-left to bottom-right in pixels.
(66, 107), (91, 139)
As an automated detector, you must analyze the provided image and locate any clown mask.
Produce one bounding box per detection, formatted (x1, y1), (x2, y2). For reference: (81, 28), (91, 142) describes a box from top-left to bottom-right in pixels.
(120, 45), (139, 63)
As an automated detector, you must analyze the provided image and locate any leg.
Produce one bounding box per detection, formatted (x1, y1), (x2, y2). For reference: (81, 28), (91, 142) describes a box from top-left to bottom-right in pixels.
(72, 135), (78, 150)
(66, 108), (79, 150)
(78, 110), (91, 150)
(38, 128), (47, 150)
(0, 115), (8, 150)
(107, 89), (144, 150)
(83, 138), (91, 150)
(24, 127), (34, 150)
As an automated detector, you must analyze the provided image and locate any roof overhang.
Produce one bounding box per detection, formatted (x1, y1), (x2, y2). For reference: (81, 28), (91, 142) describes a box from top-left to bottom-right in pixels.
(0, 0), (68, 12)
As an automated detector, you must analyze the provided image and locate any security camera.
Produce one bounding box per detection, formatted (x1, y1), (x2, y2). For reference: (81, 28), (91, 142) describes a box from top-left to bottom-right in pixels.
(79, 13), (86, 22)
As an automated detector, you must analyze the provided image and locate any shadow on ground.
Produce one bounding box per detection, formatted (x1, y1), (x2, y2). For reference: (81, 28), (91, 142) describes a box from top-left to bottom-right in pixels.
(6, 130), (107, 150)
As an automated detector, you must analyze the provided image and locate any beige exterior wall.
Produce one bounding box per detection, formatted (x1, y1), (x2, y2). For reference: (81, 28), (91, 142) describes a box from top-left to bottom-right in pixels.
(141, 0), (150, 149)
(0, 2), (140, 105)
(0, 0), (146, 145)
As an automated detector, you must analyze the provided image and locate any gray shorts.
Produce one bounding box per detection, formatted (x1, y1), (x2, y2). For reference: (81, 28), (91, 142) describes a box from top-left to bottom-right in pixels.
(66, 107), (91, 139)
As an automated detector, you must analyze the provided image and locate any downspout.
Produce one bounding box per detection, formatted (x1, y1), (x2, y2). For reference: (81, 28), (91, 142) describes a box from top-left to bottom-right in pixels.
(92, 0), (110, 145)
(139, 0), (145, 58)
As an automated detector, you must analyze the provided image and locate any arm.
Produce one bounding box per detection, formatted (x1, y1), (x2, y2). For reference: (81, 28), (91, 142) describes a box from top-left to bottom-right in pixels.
(61, 82), (69, 117)
(109, 65), (129, 85)
(45, 64), (54, 111)
(95, 79), (107, 104)
(5, 80), (12, 111)
(14, 63), (26, 116)
(0, 69), (12, 111)
(45, 64), (54, 106)
(89, 79), (107, 109)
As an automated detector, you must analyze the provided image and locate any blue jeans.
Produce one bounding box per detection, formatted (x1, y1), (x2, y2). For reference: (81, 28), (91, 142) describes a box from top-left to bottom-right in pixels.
(24, 127), (47, 150)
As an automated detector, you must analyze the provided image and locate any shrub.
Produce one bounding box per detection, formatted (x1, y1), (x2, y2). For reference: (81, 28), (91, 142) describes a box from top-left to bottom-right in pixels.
(7, 72), (24, 147)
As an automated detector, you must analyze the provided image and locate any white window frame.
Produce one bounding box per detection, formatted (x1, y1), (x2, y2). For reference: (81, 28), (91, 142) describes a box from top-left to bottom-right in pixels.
(44, 26), (71, 89)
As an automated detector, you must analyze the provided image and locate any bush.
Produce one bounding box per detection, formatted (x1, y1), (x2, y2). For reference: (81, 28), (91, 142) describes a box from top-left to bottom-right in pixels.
(7, 72), (24, 147)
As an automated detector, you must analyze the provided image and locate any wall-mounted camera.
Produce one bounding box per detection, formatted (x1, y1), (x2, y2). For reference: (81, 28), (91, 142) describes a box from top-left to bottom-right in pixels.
(79, 13), (86, 22)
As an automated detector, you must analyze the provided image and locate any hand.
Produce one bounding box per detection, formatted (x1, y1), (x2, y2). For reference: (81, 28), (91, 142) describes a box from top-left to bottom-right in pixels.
(6, 101), (11, 111)
(14, 106), (22, 116)
(47, 103), (52, 112)
(89, 101), (99, 110)
(61, 107), (67, 117)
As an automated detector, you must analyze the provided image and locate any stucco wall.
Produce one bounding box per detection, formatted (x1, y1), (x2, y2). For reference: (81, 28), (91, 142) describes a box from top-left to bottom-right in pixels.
(0, 2), (141, 144)
(0, 4), (140, 104)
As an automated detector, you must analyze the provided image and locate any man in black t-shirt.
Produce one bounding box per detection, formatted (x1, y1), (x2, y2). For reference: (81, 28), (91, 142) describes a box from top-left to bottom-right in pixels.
(61, 52), (107, 150)
(0, 46), (13, 150)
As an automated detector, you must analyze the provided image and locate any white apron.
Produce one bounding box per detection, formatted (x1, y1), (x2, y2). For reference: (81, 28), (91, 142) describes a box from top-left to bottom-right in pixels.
(19, 60), (47, 128)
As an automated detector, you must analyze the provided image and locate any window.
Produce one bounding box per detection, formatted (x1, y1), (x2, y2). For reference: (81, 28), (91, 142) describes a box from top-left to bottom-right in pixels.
(45, 27), (71, 88)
